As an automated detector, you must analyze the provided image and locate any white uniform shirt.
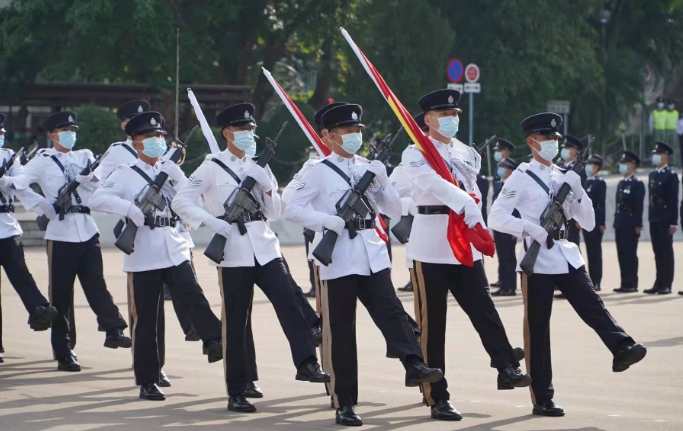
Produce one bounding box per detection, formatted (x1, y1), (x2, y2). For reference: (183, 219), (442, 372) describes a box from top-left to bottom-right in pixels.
(282, 157), (322, 261)
(283, 153), (402, 281)
(0, 148), (23, 239)
(388, 164), (414, 269)
(488, 159), (595, 274)
(10, 148), (100, 243)
(401, 137), (482, 265)
(171, 150), (281, 268)
(95, 140), (137, 180)
(89, 160), (191, 272)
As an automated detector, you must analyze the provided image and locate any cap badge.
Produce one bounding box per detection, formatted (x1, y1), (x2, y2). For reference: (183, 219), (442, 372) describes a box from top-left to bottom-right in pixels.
(150, 118), (158, 126)
(352, 111), (359, 120)
(244, 111), (251, 119)
(448, 95), (454, 104)
(551, 119), (556, 128)
(68, 115), (74, 122)
(137, 105), (144, 113)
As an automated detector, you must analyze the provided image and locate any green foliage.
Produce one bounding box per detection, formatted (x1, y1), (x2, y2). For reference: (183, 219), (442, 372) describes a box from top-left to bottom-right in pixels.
(73, 105), (122, 155)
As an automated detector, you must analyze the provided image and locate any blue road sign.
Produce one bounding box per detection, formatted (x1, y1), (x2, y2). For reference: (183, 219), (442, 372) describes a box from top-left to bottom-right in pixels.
(447, 58), (464, 83)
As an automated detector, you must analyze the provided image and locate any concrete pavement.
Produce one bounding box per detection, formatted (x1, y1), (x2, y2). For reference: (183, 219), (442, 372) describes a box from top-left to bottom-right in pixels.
(0, 242), (681, 431)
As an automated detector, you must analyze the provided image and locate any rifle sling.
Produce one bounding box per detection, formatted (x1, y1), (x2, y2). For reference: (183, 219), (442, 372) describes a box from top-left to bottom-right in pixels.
(211, 158), (241, 184)
(524, 170), (550, 195)
(121, 144), (138, 158)
(49, 155), (82, 205)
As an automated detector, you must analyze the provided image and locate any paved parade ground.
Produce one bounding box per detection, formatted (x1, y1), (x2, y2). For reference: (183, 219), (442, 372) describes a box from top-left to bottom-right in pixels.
(0, 243), (682, 431)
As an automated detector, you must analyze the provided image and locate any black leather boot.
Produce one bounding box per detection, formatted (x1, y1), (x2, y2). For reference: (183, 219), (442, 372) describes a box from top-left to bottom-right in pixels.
(104, 328), (132, 349)
(404, 360), (443, 387)
(228, 395), (256, 413)
(295, 359), (330, 383)
(204, 339), (223, 363)
(497, 365), (532, 389)
(532, 399), (564, 416)
(244, 382), (264, 398)
(159, 369), (171, 387)
(57, 354), (81, 372)
(28, 305), (58, 331)
(430, 400), (462, 421)
(613, 343), (647, 372)
(140, 383), (165, 401)
(336, 405), (362, 426)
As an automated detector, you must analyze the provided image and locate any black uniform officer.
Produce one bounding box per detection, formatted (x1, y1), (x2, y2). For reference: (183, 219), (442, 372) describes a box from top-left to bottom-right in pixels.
(558, 135), (587, 246)
(614, 151), (645, 293)
(644, 142), (679, 294)
(489, 138), (515, 289)
(582, 155), (607, 291)
(491, 157), (519, 296)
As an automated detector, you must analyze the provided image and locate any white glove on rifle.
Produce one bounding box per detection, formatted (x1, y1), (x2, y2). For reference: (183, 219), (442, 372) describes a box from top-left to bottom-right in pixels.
(126, 204), (145, 227)
(462, 199), (485, 229)
(159, 160), (186, 183)
(523, 222), (548, 244)
(204, 217), (232, 238)
(76, 173), (95, 184)
(563, 170), (585, 199)
(408, 200), (418, 216)
(245, 164), (273, 192)
(323, 215), (345, 236)
(38, 199), (56, 221)
(365, 160), (389, 186)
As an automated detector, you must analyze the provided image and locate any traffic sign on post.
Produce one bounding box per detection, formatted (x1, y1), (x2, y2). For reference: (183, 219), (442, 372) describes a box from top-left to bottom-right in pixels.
(464, 83), (481, 93)
(447, 58), (464, 83)
(546, 100), (571, 114)
(465, 64), (480, 83)
(447, 83), (464, 92)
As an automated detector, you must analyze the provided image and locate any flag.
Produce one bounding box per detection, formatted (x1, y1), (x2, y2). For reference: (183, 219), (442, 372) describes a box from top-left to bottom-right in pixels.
(188, 88), (221, 154)
(341, 27), (494, 266)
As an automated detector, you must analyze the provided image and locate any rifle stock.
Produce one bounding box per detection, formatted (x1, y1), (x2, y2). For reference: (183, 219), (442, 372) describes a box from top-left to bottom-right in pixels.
(391, 214), (413, 244)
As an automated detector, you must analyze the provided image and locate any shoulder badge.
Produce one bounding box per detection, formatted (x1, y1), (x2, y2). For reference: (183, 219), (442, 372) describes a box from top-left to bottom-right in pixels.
(188, 175), (203, 187)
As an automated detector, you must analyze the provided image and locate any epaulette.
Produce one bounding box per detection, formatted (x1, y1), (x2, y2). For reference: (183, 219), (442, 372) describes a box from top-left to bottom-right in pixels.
(204, 153), (217, 161)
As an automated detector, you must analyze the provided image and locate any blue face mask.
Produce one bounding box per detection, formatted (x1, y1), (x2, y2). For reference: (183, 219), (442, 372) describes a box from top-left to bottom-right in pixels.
(141, 136), (167, 158)
(585, 165), (594, 176)
(496, 167), (506, 178)
(652, 154), (662, 166)
(0, 135), (4, 148)
(560, 148), (571, 160)
(657, 103), (665, 109)
(232, 130), (257, 156)
(619, 163), (628, 174)
(57, 131), (77, 149)
(337, 132), (363, 155)
(430, 115), (459, 138)
(668, 105), (675, 110)
(494, 151), (503, 162)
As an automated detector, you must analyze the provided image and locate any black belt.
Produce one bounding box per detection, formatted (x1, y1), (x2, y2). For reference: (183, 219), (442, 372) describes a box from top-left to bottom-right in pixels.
(417, 205), (449, 215)
(220, 211), (267, 224)
(347, 218), (376, 230)
(144, 216), (177, 228)
(65, 205), (90, 215)
(551, 229), (569, 241)
(0, 205), (14, 213)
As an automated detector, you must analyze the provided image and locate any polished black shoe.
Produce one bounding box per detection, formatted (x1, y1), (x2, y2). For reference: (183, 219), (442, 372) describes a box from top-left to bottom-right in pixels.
(490, 281), (502, 288)
(430, 400), (462, 421)
(159, 369), (171, 387)
(140, 383), (165, 401)
(643, 286), (660, 294)
(533, 400), (564, 416)
(679, 291), (683, 296)
(497, 365), (532, 390)
(398, 281), (413, 292)
(204, 339), (223, 363)
(304, 288), (316, 298)
(310, 325), (322, 347)
(657, 287), (672, 295)
(614, 286), (638, 293)
(228, 395), (256, 413)
(593, 283), (601, 292)
(0, 353), (4, 363)
(28, 305), (58, 331)
(244, 381), (264, 399)
(490, 347), (525, 368)
(336, 405), (362, 426)
(184, 326), (201, 342)
(104, 328), (132, 349)
(295, 359), (330, 383)
(499, 289), (516, 296)
(405, 361), (443, 387)
(613, 343), (647, 372)
(57, 354), (81, 372)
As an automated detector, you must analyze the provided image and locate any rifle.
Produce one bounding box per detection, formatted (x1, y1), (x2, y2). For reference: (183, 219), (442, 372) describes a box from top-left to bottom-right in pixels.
(36, 154), (104, 231)
(115, 126), (198, 255)
(313, 128), (403, 266)
(519, 137), (594, 276)
(475, 135), (497, 154)
(204, 122), (289, 264)
(0, 147), (25, 178)
(21, 145), (37, 165)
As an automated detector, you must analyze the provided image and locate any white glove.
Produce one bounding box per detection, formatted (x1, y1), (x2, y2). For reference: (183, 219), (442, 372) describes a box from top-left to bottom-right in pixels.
(408, 200), (418, 216)
(126, 204), (145, 227)
(76, 173), (94, 184)
(204, 217), (232, 238)
(323, 215), (345, 236)
(38, 199), (56, 221)
(523, 222), (548, 244)
(245, 164), (273, 191)
(462, 199), (484, 229)
(564, 170), (584, 199)
(159, 160), (186, 183)
(366, 160), (389, 186)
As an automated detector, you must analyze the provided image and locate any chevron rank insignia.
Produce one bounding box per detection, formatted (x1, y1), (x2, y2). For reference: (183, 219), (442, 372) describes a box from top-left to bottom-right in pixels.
(188, 176), (203, 187)
(101, 180), (114, 188)
(502, 188), (516, 198)
(410, 160), (426, 168)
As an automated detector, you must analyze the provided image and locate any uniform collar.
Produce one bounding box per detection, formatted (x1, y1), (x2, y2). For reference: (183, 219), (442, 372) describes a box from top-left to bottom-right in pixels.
(529, 159), (554, 172)
(135, 159), (159, 172)
(656, 164), (668, 172)
(624, 174), (636, 181)
(428, 135), (454, 149)
(220, 149), (248, 164)
(328, 153), (357, 167)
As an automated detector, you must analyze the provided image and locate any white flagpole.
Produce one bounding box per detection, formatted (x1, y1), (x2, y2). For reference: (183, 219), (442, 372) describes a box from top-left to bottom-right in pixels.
(187, 88), (221, 154)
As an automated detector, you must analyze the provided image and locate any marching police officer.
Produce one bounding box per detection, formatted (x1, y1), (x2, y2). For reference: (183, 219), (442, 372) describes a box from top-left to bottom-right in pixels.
(582, 155), (607, 291)
(489, 113), (647, 417)
(644, 142), (679, 294)
(402, 89), (529, 421)
(491, 157), (519, 296)
(0, 114), (59, 363)
(489, 138), (515, 289)
(614, 151), (646, 293)
(5, 111), (131, 372)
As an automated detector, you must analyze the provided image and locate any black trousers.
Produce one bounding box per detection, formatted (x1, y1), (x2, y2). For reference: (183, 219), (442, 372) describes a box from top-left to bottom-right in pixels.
(47, 235), (127, 359)
(412, 260), (518, 405)
(128, 260), (221, 385)
(282, 255), (320, 328)
(521, 266), (634, 404)
(650, 223), (675, 288)
(493, 230), (517, 291)
(567, 220), (581, 246)
(615, 227), (640, 289)
(583, 228), (604, 286)
(321, 269), (422, 408)
(219, 258), (316, 397)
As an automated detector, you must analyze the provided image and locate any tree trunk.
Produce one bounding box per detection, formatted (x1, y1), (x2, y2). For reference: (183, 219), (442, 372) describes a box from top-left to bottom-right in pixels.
(308, 37), (335, 110)
(252, 38), (286, 123)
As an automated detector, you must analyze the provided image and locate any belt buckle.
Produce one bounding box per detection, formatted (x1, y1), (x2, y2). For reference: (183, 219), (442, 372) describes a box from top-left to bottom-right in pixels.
(243, 212), (252, 223)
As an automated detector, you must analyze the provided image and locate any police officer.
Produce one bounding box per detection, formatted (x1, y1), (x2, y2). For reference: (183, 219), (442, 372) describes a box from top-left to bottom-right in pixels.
(489, 138), (515, 289)
(284, 103), (442, 426)
(402, 90), (529, 421)
(489, 113), (647, 417)
(582, 155), (607, 291)
(664, 99), (679, 152)
(491, 157), (519, 296)
(652, 96), (668, 145)
(0, 114), (59, 363)
(644, 142), (679, 294)
(5, 111), (130, 372)
(89, 111), (223, 401)
(172, 103), (328, 414)
(613, 151), (645, 293)
(558, 135), (587, 246)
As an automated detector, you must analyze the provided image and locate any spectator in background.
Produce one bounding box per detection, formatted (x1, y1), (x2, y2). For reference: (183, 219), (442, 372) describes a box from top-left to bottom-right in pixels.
(664, 99), (679, 159)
